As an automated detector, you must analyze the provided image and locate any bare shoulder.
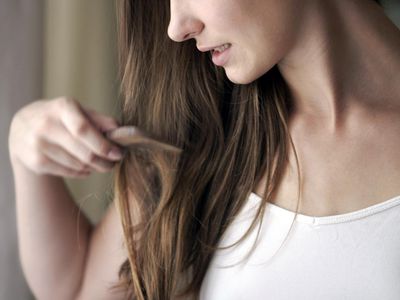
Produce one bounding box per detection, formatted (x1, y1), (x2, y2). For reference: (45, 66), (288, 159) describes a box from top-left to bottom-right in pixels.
(75, 201), (128, 299)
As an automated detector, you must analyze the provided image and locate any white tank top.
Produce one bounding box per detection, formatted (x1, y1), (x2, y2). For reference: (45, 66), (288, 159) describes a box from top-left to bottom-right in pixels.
(199, 192), (400, 300)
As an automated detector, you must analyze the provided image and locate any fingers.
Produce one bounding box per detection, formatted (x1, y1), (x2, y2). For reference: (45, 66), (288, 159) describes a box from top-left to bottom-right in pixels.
(84, 108), (120, 133)
(41, 139), (90, 172)
(30, 138), (91, 178)
(40, 154), (92, 179)
(60, 98), (123, 161)
(9, 97), (124, 178)
(45, 122), (117, 173)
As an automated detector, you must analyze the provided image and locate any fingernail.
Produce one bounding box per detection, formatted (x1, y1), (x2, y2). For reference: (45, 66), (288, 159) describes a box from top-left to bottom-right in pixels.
(108, 148), (123, 160)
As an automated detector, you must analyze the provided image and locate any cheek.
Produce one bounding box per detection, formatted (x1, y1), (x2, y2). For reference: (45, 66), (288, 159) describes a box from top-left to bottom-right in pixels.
(215, 1), (302, 84)
(222, 51), (263, 85)
(223, 34), (286, 85)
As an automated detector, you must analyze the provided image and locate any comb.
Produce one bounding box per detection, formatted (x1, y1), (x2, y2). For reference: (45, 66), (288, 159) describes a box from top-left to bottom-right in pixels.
(105, 126), (183, 154)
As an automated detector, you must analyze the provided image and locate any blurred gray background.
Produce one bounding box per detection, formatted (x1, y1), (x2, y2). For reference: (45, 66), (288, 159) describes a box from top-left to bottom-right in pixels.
(0, 0), (399, 299)
(1, 1), (118, 299)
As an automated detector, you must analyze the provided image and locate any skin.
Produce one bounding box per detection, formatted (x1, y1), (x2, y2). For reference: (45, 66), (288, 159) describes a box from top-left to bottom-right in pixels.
(9, 98), (127, 299)
(168, 0), (400, 216)
(168, 0), (305, 85)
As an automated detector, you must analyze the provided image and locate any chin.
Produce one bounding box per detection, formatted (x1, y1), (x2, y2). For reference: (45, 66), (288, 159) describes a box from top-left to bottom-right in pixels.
(225, 62), (274, 85)
(224, 69), (262, 85)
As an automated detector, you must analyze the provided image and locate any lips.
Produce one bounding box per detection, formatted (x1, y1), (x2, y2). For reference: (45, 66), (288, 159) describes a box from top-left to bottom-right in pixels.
(197, 43), (230, 53)
(211, 45), (231, 66)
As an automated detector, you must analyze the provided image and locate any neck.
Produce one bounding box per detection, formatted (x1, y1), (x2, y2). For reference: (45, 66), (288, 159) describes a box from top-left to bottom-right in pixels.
(277, 0), (400, 134)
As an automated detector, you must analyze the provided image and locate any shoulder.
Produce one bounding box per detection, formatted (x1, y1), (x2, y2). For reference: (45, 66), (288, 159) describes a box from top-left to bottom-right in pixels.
(75, 202), (128, 299)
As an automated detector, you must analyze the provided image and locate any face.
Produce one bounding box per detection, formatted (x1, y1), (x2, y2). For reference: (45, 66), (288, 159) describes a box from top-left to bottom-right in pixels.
(167, 0), (305, 85)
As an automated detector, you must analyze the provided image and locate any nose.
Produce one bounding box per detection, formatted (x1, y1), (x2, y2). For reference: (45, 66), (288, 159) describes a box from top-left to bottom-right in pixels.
(167, 2), (203, 42)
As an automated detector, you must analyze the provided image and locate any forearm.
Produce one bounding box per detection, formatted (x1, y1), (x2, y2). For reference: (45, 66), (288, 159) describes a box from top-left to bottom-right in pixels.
(11, 157), (93, 300)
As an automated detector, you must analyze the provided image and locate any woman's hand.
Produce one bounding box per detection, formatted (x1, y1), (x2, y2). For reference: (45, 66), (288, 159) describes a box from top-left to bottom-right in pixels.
(8, 96), (124, 178)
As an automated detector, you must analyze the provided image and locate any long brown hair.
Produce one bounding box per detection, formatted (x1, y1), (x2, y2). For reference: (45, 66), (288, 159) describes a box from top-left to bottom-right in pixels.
(111, 0), (383, 299)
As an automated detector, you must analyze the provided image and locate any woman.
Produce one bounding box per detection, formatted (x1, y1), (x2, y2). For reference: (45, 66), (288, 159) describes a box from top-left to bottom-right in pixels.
(8, 0), (400, 299)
